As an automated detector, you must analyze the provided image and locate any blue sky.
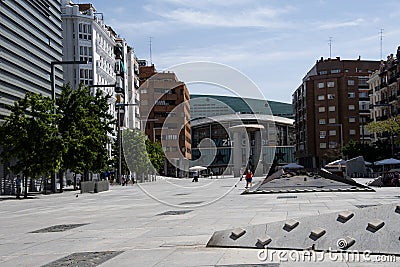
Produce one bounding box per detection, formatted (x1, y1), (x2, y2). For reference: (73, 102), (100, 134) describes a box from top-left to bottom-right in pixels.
(86, 0), (400, 103)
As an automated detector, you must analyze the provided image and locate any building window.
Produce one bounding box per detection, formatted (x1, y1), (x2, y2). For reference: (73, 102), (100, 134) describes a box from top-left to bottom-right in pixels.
(329, 118), (336, 124)
(320, 131), (326, 139)
(327, 81), (335, 88)
(141, 89), (147, 94)
(349, 129), (356, 135)
(78, 23), (92, 40)
(348, 92), (355, 98)
(331, 69), (340, 74)
(318, 107), (326, 112)
(349, 104), (355, 110)
(79, 68), (93, 85)
(327, 94), (335, 99)
(319, 119), (326, 125)
(359, 102), (369, 111)
(328, 106), (335, 112)
(79, 45), (92, 63)
(318, 95), (325, 100)
(349, 117), (356, 123)
(318, 82), (325, 88)
(319, 70), (328, 75)
(329, 130), (336, 136)
(348, 79), (355, 86)
(320, 143), (327, 148)
(329, 141), (337, 148)
(358, 77), (368, 86)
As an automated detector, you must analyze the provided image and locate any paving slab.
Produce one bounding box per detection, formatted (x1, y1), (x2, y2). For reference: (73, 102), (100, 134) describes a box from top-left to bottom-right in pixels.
(1, 177), (399, 266)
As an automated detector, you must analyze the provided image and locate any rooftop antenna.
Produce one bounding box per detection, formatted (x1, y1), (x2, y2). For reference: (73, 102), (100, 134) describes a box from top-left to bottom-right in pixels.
(379, 28), (384, 60)
(328, 37), (333, 58)
(149, 36), (153, 65)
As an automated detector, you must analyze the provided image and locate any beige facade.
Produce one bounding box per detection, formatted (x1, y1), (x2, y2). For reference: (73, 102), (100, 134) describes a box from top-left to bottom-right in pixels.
(139, 65), (191, 176)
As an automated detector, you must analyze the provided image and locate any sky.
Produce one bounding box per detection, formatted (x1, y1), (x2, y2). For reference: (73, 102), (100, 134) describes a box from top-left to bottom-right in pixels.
(84, 0), (400, 103)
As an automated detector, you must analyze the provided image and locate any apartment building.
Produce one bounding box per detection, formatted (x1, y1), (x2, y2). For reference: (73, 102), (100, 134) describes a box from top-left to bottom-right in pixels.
(139, 63), (191, 176)
(369, 49), (400, 123)
(293, 57), (380, 168)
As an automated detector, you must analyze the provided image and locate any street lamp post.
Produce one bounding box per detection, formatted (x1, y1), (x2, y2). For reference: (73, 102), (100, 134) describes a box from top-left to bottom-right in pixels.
(50, 60), (87, 193)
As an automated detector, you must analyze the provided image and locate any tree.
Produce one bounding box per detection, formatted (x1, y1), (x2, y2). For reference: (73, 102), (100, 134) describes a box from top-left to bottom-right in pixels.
(366, 116), (400, 157)
(342, 140), (391, 162)
(366, 116), (400, 136)
(146, 139), (165, 173)
(122, 129), (153, 182)
(57, 84), (114, 181)
(342, 140), (362, 159)
(0, 93), (63, 198)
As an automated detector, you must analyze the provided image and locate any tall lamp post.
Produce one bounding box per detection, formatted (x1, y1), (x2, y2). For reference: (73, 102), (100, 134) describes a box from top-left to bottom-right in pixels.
(50, 60), (87, 193)
(115, 103), (138, 184)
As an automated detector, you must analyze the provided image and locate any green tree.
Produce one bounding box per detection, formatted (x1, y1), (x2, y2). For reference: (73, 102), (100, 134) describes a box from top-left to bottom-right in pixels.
(366, 116), (400, 157)
(342, 140), (391, 162)
(146, 139), (165, 172)
(342, 140), (362, 159)
(122, 129), (152, 182)
(0, 93), (63, 198)
(57, 84), (114, 180)
(366, 116), (400, 136)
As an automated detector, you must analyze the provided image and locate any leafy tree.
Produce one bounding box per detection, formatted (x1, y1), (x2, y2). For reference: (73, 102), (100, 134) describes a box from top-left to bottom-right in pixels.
(366, 116), (400, 136)
(342, 140), (362, 159)
(342, 140), (391, 162)
(122, 129), (152, 181)
(57, 84), (114, 181)
(146, 139), (165, 172)
(366, 116), (400, 157)
(0, 93), (63, 198)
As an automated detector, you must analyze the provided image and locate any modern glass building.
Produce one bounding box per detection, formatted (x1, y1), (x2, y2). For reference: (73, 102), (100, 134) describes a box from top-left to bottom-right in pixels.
(190, 95), (294, 176)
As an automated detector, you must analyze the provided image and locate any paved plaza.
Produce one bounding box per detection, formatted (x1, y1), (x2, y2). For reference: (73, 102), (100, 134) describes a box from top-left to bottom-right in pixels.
(1, 176), (400, 266)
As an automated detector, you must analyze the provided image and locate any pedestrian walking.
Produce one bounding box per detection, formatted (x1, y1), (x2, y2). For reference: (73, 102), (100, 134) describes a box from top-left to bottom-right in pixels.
(245, 169), (253, 189)
(15, 175), (22, 199)
(192, 171), (199, 182)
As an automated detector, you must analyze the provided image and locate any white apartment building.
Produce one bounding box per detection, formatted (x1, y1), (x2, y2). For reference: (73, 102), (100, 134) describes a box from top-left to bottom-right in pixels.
(61, 1), (141, 159)
(115, 38), (141, 130)
(61, 1), (117, 156)
(126, 46), (141, 129)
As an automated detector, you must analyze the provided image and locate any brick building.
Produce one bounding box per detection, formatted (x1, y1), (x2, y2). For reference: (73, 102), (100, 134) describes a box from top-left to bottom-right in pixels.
(139, 63), (191, 176)
(293, 57), (380, 168)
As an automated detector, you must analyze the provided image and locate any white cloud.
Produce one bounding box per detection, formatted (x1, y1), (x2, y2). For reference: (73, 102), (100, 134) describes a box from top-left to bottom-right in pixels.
(143, 4), (295, 29)
(317, 18), (365, 29)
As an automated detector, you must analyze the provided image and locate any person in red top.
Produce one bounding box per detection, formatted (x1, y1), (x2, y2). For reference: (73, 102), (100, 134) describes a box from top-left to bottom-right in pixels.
(245, 169), (253, 189)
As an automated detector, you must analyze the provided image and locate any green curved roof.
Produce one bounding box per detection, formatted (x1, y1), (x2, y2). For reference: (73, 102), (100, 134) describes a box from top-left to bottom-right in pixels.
(190, 94), (293, 119)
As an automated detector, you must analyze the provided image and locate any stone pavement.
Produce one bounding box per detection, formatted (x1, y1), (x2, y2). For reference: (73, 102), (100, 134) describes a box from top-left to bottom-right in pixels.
(0, 176), (399, 266)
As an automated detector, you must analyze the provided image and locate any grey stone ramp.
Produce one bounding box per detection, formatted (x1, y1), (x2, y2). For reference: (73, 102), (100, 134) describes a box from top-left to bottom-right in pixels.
(207, 203), (400, 255)
(244, 170), (374, 194)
